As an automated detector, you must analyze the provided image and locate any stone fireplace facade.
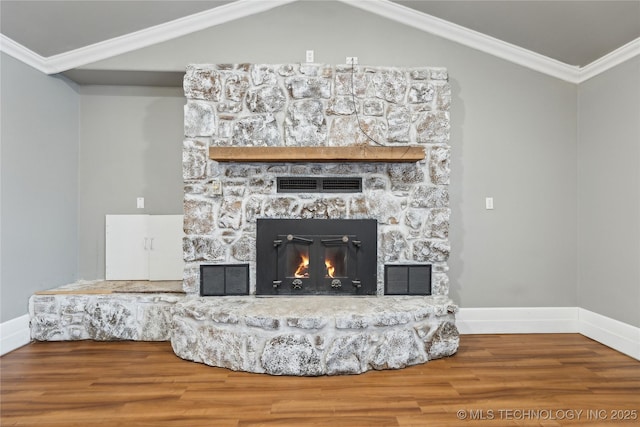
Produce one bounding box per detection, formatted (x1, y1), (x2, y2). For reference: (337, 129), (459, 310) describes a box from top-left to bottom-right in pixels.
(182, 63), (452, 297)
(173, 62), (459, 375)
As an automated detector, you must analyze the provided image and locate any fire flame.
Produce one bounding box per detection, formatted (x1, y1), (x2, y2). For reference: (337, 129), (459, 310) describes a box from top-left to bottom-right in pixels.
(294, 254), (309, 278)
(294, 255), (337, 278)
(325, 259), (335, 278)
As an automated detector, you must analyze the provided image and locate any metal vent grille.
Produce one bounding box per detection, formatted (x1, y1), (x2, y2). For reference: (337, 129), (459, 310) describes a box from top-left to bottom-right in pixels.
(322, 178), (362, 192)
(277, 178), (318, 191)
(277, 177), (362, 193)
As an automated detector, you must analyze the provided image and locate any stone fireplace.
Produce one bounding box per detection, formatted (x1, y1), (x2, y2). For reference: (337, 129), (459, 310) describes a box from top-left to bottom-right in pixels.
(182, 63), (453, 297)
(173, 62), (458, 375)
(28, 62), (458, 376)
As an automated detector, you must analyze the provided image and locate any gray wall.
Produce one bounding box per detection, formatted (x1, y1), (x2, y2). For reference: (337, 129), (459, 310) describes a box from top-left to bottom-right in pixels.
(0, 53), (79, 322)
(77, 86), (184, 279)
(12, 0), (638, 326)
(577, 57), (640, 327)
(77, 1), (579, 309)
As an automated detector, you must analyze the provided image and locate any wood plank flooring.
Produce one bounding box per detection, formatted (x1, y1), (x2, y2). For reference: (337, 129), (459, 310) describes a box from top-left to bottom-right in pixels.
(1, 334), (639, 426)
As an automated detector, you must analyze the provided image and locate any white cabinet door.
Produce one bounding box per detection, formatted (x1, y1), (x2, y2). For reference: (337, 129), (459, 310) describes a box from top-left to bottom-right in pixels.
(148, 215), (184, 280)
(105, 214), (184, 280)
(105, 215), (149, 280)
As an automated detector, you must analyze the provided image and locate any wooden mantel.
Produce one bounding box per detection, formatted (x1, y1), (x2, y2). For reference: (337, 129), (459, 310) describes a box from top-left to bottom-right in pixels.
(209, 146), (425, 163)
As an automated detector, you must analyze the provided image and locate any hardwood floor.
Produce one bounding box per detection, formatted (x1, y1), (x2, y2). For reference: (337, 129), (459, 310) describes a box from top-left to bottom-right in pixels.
(1, 334), (638, 426)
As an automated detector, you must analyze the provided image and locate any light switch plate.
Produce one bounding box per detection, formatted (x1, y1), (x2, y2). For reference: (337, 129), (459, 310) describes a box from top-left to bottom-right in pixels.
(485, 197), (494, 210)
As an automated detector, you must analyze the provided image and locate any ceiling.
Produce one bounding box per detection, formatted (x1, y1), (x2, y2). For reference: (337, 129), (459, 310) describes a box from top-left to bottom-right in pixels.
(1, 0), (639, 81)
(0, 1), (234, 57)
(395, 1), (640, 67)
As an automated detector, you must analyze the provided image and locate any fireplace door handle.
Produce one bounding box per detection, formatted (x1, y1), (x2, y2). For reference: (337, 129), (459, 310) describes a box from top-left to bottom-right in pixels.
(287, 235), (313, 244)
(321, 236), (350, 245)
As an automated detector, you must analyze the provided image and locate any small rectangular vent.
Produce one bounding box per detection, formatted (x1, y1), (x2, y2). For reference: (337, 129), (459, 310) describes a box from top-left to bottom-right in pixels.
(201, 264), (249, 296)
(322, 178), (362, 192)
(278, 178), (318, 191)
(277, 177), (362, 193)
(384, 264), (432, 295)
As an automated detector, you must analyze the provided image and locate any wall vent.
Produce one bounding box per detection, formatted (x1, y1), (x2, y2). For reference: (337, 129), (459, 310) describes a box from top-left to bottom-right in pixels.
(277, 177), (362, 193)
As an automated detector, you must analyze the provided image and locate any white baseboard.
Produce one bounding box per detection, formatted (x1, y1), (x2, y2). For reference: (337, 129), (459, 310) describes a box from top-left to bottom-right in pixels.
(0, 314), (31, 356)
(457, 307), (639, 360)
(578, 308), (640, 360)
(457, 307), (579, 334)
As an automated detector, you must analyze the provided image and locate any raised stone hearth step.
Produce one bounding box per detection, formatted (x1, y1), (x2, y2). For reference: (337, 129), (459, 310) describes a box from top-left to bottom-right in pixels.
(30, 289), (459, 376)
(171, 296), (459, 376)
(30, 293), (181, 341)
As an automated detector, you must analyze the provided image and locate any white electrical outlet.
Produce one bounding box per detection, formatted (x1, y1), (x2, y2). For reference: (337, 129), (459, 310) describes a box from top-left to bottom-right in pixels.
(137, 197), (144, 209)
(211, 180), (223, 195)
(485, 197), (494, 210)
(346, 56), (358, 65)
(306, 50), (314, 63)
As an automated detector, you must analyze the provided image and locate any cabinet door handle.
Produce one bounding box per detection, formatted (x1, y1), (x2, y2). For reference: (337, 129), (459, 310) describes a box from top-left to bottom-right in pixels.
(150, 237), (155, 250)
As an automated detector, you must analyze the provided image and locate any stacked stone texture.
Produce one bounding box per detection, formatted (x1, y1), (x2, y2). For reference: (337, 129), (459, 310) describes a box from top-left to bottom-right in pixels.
(182, 63), (452, 296)
(30, 294), (180, 341)
(171, 296), (459, 375)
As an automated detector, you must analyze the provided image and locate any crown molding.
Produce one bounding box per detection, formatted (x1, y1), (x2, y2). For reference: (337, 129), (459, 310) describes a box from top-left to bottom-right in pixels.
(577, 37), (640, 83)
(45, 0), (297, 73)
(342, 0), (581, 83)
(1, 0), (638, 84)
(11, 0), (298, 75)
(0, 34), (50, 73)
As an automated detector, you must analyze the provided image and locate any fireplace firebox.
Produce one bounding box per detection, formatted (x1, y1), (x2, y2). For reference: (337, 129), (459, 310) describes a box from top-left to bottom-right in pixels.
(256, 219), (377, 296)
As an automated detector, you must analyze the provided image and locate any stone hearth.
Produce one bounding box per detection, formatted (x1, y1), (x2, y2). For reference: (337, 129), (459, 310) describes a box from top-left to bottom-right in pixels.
(172, 296), (458, 375)
(29, 281), (183, 341)
(29, 282), (458, 376)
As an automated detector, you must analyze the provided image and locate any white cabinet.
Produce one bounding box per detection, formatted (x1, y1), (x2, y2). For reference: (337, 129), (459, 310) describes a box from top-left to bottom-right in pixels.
(105, 215), (184, 280)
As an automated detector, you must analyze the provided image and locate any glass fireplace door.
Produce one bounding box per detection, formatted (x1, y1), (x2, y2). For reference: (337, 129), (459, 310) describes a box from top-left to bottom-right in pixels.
(256, 219), (377, 296)
(275, 234), (358, 294)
